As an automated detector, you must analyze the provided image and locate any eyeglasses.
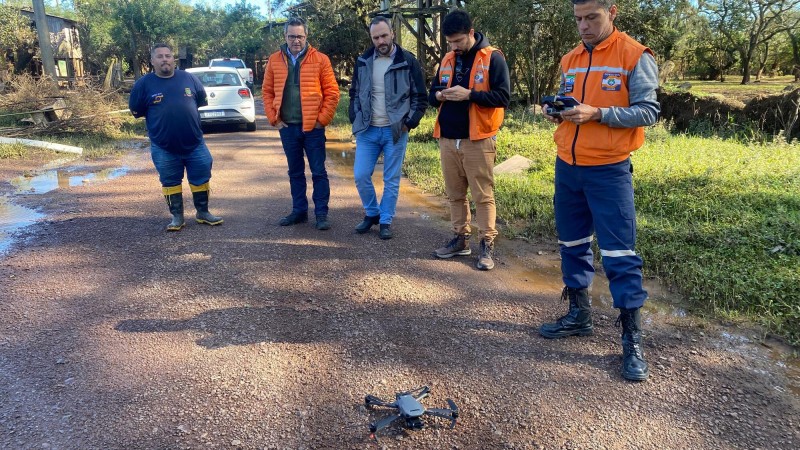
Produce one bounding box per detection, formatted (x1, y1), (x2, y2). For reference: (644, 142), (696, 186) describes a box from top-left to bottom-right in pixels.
(287, 35), (306, 41)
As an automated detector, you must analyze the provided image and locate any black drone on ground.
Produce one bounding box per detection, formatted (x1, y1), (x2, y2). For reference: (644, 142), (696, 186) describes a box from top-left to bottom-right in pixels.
(365, 386), (459, 436)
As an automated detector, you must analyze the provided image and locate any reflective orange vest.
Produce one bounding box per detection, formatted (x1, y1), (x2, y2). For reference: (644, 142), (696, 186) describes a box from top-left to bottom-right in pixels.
(433, 47), (505, 141)
(554, 30), (651, 166)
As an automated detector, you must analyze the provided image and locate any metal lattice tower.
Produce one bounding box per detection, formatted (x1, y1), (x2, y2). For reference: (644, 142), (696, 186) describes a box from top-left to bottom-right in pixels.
(374, 0), (466, 78)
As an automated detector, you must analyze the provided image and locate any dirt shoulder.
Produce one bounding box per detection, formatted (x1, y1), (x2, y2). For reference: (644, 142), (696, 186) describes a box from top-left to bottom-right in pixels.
(0, 112), (798, 449)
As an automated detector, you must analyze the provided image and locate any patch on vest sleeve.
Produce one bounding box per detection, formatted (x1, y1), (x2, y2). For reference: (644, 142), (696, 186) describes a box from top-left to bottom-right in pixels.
(564, 74), (575, 93)
(601, 72), (622, 91)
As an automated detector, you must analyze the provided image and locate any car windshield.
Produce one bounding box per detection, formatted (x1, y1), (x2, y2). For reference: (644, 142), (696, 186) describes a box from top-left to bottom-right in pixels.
(210, 59), (245, 69)
(194, 71), (243, 87)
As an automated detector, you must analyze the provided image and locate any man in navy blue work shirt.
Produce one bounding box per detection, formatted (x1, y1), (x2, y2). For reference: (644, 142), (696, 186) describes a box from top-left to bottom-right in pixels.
(129, 43), (223, 231)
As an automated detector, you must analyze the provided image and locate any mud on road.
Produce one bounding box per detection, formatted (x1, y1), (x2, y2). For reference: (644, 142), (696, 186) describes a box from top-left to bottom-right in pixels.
(0, 108), (798, 449)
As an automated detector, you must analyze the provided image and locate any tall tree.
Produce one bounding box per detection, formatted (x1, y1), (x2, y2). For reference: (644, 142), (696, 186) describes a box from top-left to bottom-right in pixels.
(0, 5), (37, 74)
(75, 0), (193, 78)
(700, 0), (800, 84)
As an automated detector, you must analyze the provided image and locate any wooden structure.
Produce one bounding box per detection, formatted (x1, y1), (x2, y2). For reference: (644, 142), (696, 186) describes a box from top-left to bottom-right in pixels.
(18, 9), (85, 83)
(373, 0), (466, 78)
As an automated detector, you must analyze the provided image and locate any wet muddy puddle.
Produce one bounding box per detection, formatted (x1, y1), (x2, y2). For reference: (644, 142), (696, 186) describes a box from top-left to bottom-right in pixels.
(0, 197), (44, 254)
(0, 165), (130, 254)
(11, 166), (129, 194)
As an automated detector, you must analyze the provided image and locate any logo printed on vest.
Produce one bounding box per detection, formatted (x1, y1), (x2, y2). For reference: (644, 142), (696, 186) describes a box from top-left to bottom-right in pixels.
(602, 73), (622, 91)
(564, 74), (575, 93)
(474, 71), (484, 84)
(441, 74), (450, 84)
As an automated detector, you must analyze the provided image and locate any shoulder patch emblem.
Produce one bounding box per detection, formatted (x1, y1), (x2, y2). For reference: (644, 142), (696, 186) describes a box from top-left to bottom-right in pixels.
(184, 87), (193, 97)
(564, 74), (576, 93)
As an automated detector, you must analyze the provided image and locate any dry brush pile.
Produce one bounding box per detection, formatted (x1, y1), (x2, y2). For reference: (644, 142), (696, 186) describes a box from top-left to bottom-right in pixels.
(0, 74), (127, 138)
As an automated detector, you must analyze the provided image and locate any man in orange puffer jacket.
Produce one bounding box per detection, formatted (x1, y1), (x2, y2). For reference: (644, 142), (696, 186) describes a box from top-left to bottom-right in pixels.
(262, 17), (340, 230)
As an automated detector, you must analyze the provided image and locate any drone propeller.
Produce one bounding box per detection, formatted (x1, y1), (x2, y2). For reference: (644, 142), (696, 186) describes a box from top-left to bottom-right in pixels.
(423, 398), (459, 429)
(364, 394), (394, 409)
(369, 413), (401, 434)
(405, 385), (430, 400)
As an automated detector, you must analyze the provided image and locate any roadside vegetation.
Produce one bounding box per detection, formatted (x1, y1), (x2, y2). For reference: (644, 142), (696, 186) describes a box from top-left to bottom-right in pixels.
(330, 92), (800, 345)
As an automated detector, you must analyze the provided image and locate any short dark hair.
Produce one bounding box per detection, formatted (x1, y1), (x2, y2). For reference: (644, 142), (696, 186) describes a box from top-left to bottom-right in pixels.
(284, 17), (308, 35)
(572, 0), (614, 10)
(370, 15), (392, 30)
(442, 9), (472, 37)
(150, 43), (172, 57)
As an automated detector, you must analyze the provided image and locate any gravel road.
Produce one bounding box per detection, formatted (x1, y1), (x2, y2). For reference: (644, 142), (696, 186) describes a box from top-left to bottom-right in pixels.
(0, 106), (798, 449)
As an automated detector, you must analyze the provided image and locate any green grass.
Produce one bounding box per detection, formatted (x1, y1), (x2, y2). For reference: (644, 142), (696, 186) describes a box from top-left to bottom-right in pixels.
(332, 91), (800, 345)
(0, 143), (29, 159)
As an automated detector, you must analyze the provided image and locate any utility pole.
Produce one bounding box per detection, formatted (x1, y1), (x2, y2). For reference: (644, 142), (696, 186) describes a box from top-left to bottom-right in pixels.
(32, 0), (59, 83)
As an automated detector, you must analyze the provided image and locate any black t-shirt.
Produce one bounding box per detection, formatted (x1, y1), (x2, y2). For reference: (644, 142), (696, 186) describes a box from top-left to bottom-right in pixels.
(129, 70), (207, 154)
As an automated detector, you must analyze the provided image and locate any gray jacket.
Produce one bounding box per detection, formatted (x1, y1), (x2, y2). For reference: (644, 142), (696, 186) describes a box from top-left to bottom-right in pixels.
(348, 44), (428, 143)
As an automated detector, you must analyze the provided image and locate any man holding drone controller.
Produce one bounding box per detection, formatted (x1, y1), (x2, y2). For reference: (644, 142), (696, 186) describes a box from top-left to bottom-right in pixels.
(539, 0), (660, 382)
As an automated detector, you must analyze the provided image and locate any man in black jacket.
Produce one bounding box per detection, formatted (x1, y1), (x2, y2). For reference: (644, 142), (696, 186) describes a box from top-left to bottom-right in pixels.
(428, 10), (510, 269)
(349, 16), (428, 240)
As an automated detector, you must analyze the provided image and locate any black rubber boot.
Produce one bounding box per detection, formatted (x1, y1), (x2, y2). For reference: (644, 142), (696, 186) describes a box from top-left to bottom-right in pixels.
(617, 308), (649, 381)
(539, 287), (593, 338)
(163, 191), (185, 231)
(191, 186), (223, 226)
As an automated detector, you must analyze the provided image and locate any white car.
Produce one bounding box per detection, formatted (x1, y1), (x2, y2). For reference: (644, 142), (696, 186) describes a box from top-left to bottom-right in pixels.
(209, 57), (254, 89)
(186, 67), (256, 132)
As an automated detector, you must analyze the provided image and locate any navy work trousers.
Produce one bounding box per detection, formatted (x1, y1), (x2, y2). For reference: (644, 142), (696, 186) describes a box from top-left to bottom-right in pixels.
(278, 124), (329, 217)
(554, 156), (647, 309)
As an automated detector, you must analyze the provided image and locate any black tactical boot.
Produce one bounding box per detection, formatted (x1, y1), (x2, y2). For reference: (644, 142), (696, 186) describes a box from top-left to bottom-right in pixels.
(476, 239), (495, 270)
(617, 308), (649, 381)
(434, 234), (471, 258)
(539, 287), (593, 338)
(163, 188), (185, 232)
(355, 215), (380, 233)
(191, 184), (223, 226)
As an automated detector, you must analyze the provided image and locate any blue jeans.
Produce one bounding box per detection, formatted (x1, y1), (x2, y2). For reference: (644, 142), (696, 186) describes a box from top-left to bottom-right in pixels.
(353, 126), (409, 224)
(278, 124), (329, 216)
(554, 157), (647, 309)
(150, 140), (213, 187)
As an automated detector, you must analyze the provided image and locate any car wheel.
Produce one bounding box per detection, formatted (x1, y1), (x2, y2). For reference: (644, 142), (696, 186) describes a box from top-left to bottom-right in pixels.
(246, 122), (256, 132)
